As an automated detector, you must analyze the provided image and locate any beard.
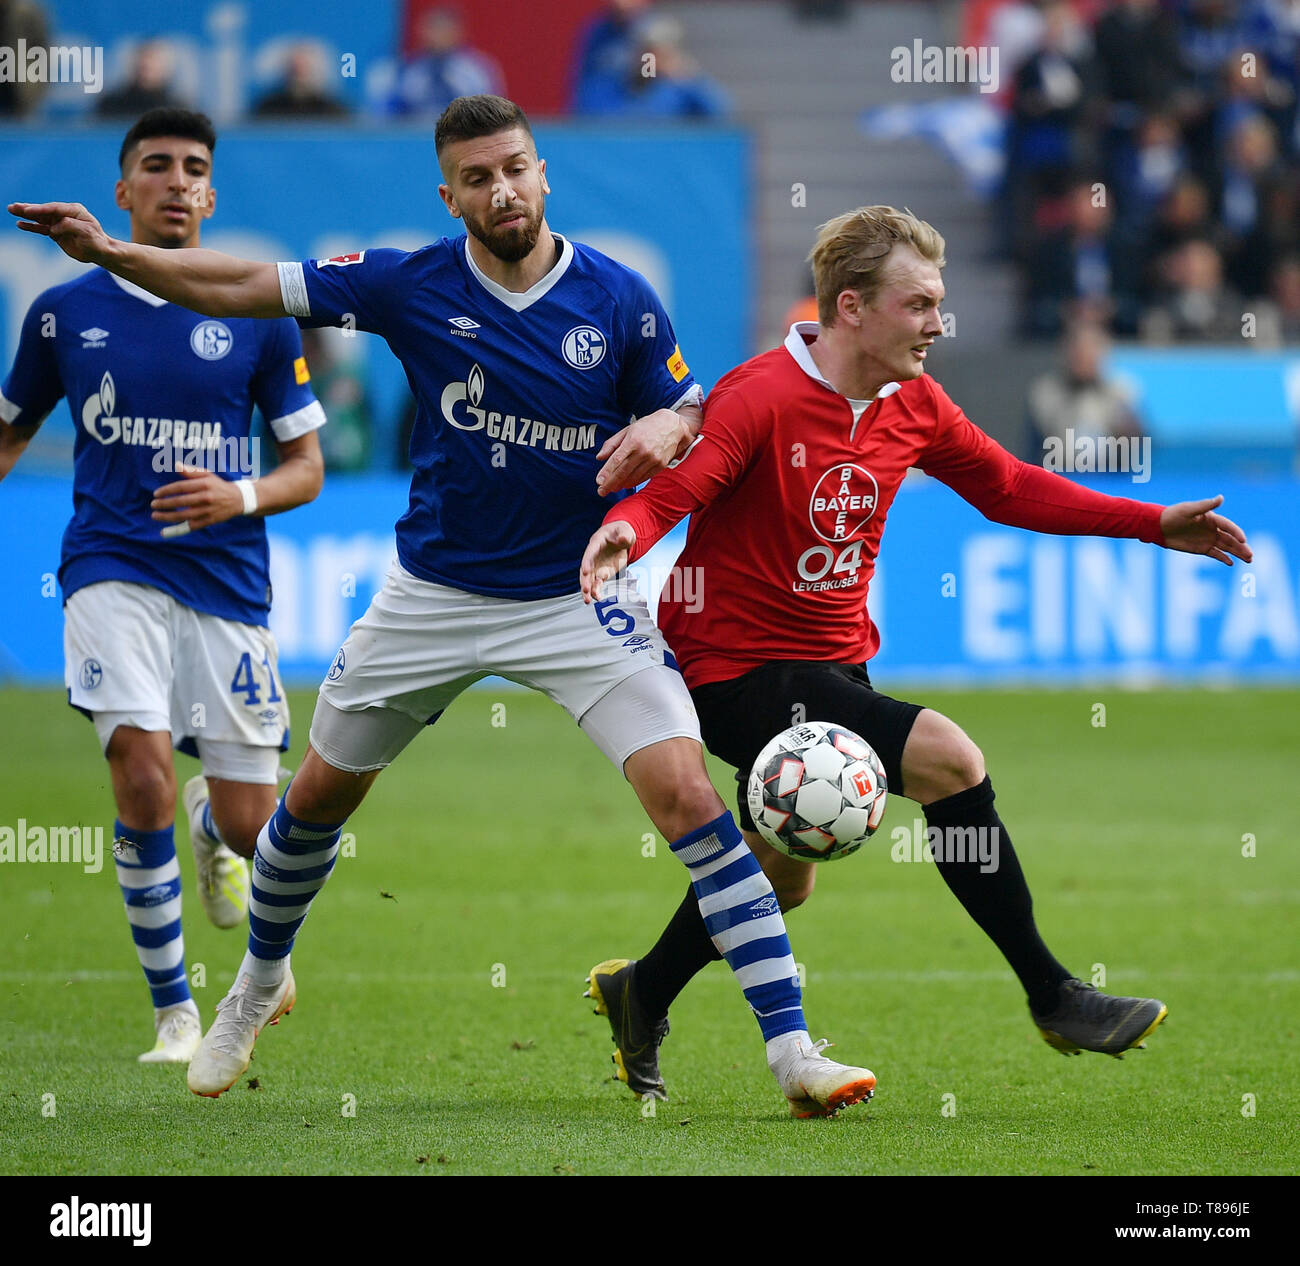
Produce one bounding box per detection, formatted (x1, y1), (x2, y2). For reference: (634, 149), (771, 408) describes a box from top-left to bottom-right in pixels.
(461, 200), (544, 264)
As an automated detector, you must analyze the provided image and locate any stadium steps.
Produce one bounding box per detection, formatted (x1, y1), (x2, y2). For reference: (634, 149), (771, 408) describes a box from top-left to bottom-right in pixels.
(666, 0), (1016, 349)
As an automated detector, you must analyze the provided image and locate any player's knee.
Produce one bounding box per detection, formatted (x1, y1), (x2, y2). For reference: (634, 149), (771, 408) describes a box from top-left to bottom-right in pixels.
(950, 737), (986, 792)
(904, 713), (987, 802)
(931, 736), (985, 800)
(112, 759), (176, 821)
(651, 774), (726, 843)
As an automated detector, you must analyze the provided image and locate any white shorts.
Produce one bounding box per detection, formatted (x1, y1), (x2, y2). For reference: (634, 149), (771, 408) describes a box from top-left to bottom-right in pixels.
(64, 580), (289, 782)
(309, 562), (701, 772)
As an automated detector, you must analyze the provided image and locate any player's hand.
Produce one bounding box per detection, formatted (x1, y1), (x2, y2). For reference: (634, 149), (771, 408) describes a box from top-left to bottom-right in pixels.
(152, 465), (246, 537)
(9, 202), (115, 265)
(595, 408), (690, 496)
(580, 521), (636, 601)
(1159, 495), (1252, 566)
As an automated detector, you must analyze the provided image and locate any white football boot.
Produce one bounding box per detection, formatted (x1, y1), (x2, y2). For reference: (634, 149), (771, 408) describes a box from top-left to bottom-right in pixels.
(770, 1036), (876, 1118)
(182, 774), (249, 930)
(187, 969), (296, 1097)
(138, 1006), (202, 1064)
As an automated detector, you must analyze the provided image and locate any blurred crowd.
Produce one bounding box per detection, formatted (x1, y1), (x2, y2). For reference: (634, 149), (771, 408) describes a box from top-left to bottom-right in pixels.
(981, 0), (1300, 347)
(0, 0), (730, 125)
(0, 0), (736, 472)
(5, 0), (1296, 473)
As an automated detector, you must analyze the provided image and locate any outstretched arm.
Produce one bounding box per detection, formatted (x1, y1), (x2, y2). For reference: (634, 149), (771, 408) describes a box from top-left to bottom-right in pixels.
(1158, 495), (1252, 566)
(9, 202), (286, 318)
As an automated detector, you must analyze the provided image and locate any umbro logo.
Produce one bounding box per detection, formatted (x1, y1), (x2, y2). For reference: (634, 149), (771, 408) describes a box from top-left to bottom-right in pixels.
(80, 327), (109, 348)
(449, 316), (480, 329)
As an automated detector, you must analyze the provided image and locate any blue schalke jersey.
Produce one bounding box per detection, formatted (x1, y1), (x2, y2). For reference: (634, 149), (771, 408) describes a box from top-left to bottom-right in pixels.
(0, 269), (324, 626)
(278, 234), (698, 598)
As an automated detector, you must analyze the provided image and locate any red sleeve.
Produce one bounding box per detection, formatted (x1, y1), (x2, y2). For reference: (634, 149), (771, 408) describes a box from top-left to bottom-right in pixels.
(605, 382), (766, 563)
(918, 379), (1166, 546)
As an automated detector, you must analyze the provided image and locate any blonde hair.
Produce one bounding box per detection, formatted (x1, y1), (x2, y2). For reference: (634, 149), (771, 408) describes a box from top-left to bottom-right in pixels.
(809, 206), (945, 326)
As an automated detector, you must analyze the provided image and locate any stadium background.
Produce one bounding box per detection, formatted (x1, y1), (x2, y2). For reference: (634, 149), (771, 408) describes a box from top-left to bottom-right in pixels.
(1, 0), (1296, 1193)
(2, 0), (1297, 688)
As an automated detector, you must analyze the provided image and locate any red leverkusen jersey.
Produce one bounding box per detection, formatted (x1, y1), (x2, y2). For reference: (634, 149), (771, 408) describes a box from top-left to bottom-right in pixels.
(611, 324), (1167, 690)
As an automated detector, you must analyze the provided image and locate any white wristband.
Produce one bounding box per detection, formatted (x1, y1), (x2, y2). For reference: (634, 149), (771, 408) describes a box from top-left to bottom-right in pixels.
(235, 478), (258, 515)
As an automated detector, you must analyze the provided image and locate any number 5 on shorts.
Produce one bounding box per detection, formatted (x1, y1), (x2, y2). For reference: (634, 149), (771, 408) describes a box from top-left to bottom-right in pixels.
(593, 596), (635, 638)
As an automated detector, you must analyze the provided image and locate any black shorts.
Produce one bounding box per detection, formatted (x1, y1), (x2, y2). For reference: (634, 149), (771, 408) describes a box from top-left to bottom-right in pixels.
(690, 661), (924, 832)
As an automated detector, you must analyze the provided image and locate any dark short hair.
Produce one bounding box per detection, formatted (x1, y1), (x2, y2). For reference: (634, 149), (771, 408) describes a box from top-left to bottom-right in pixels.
(119, 108), (217, 172)
(434, 94), (533, 166)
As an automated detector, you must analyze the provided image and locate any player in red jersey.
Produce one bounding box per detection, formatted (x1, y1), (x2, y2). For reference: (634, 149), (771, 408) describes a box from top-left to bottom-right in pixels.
(578, 205), (1252, 1102)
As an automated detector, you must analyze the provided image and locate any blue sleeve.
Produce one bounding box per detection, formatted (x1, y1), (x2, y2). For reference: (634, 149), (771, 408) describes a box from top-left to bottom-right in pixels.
(0, 295), (65, 429)
(251, 318), (325, 441)
(615, 272), (698, 420)
(289, 248), (410, 337)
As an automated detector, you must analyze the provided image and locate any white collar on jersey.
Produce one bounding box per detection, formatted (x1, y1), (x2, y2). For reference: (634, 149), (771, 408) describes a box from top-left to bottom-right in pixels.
(783, 321), (902, 403)
(463, 231), (574, 312)
(108, 271), (168, 307)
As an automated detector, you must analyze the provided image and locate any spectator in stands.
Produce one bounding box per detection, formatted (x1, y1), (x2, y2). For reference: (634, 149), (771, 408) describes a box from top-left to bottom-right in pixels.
(252, 43), (350, 120)
(1024, 319), (1144, 463)
(1022, 176), (1140, 337)
(96, 40), (188, 119)
(386, 6), (503, 119)
(571, 0), (653, 114)
(1112, 112), (1189, 239)
(1179, 0), (1255, 95)
(0, 0), (50, 117)
(1144, 171), (1218, 258)
(1141, 237), (1244, 341)
(980, 0), (1051, 102)
(1218, 113), (1288, 296)
(1001, 1), (1096, 255)
(1256, 253), (1300, 344)
(577, 15), (729, 118)
(1092, 0), (1186, 184)
(1209, 43), (1296, 163)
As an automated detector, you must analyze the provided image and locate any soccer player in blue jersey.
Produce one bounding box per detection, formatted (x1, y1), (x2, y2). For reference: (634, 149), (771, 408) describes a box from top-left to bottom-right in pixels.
(12, 94), (876, 1117)
(1, 109), (326, 1064)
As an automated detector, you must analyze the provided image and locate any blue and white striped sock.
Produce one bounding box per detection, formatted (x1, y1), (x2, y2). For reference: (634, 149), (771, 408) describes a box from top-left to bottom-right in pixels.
(113, 822), (194, 1013)
(243, 796), (342, 987)
(670, 811), (807, 1041)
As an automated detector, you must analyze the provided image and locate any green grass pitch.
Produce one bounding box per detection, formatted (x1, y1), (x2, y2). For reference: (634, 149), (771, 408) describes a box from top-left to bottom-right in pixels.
(1, 684), (1295, 1176)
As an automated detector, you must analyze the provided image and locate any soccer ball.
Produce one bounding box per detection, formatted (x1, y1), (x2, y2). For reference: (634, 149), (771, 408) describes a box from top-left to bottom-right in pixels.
(747, 722), (888, 862)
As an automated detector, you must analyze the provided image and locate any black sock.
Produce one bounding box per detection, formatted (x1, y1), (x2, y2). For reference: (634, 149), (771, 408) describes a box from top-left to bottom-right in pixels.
(922, 775), (1072, 1015)
(635, 883), (722, 1021)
